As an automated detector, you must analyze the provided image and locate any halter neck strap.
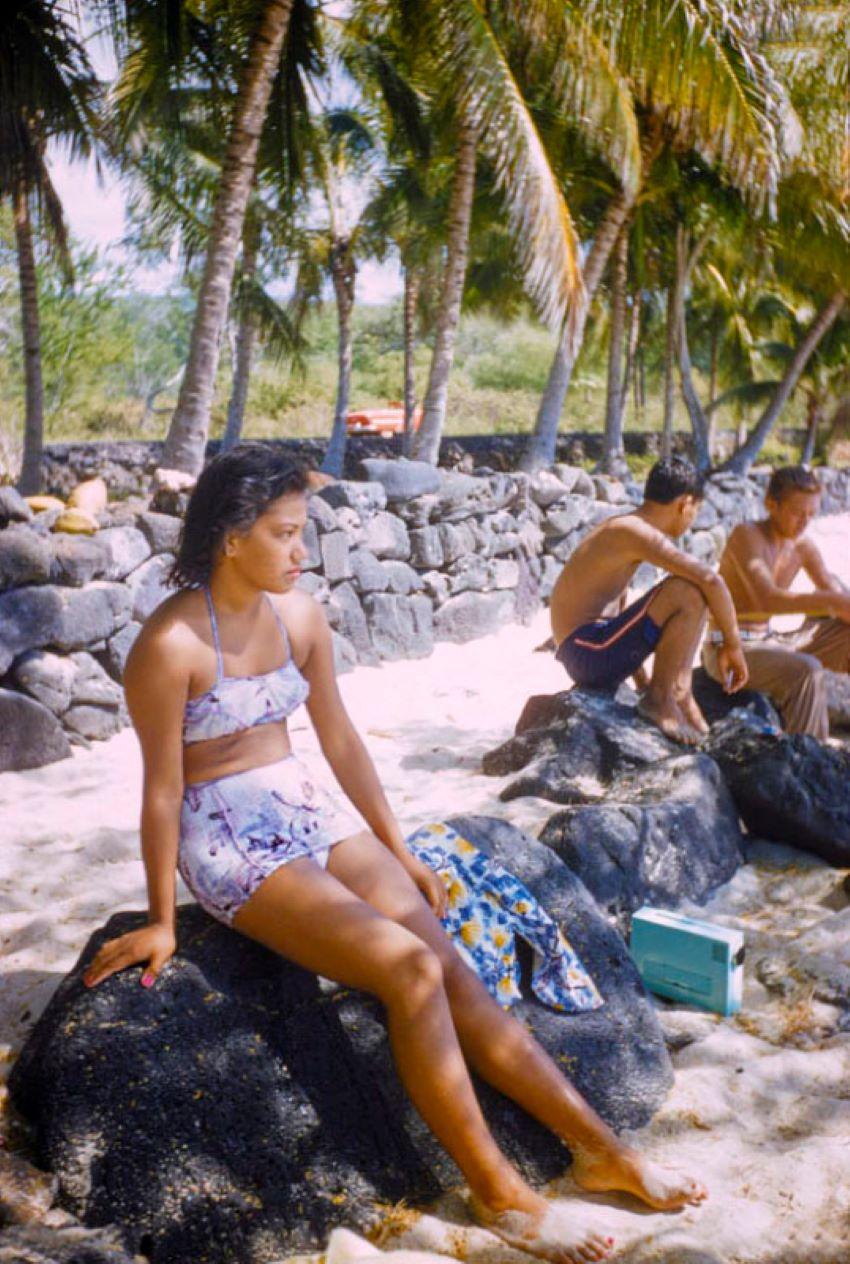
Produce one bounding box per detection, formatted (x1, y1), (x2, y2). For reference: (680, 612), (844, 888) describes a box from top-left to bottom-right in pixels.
(265, 594), (292, 659)
(203, 586), (225, 683)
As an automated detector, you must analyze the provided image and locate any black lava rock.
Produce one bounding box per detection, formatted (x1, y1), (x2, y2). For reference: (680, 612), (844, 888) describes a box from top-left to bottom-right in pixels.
(11, 820), (672, 1262)
(691, 667), (781, 728)
(706, 713), (850, 867)
(537, 755), (744, 928)
(0, 688), (71, 771)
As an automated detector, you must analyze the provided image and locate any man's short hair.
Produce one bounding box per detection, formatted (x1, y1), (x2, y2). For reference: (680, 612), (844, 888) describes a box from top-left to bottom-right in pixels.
(644, 456), (705, 504)
(767, 465), (821, 502)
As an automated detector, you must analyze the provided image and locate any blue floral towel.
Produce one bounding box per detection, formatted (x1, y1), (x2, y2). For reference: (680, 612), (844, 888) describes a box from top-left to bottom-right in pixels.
(407, 822), (603, 1014)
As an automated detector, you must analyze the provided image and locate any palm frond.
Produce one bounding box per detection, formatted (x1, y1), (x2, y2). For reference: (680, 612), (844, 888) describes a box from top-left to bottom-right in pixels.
(586, 0), (788, 210)
(502, 0), (642, 200)
(427, 0), (585, 333)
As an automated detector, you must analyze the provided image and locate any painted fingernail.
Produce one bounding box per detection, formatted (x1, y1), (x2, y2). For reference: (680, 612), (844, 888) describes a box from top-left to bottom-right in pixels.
(141, 973), (155, 988)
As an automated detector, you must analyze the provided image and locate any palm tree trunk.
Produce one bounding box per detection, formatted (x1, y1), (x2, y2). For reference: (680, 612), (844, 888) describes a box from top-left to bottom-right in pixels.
(622, 288), (641, 424)
(321, 239), (356, 477)
(673, 227), (711, 472)
(721, 292), (846, 475)
(707, 321), (719, 460)
(520, 185), (634, 472)
(600, 229), (629, 474)
(162, 0), (294, 478)
(661, 284), (676, 459)
(221, 226), (259, 452)
(411, 121), (477, 466)
(14, 177), (45, 496)
(801, 391), (821, 466)
(402, 264), (419, 457)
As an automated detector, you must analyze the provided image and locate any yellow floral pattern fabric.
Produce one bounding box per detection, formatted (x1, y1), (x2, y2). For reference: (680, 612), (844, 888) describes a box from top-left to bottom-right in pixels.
(407, 823), (603, 1013)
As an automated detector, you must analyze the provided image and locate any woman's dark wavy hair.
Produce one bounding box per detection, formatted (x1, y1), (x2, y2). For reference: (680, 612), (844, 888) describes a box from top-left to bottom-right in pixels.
(170, 445), (309, 589)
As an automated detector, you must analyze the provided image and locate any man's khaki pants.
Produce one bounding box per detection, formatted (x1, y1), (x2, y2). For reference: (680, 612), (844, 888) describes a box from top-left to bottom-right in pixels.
(703, 617), (850, 740)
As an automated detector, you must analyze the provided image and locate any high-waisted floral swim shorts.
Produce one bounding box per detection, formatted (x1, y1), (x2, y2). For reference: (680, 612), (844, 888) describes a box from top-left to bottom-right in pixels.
(179, 755), (359, 924)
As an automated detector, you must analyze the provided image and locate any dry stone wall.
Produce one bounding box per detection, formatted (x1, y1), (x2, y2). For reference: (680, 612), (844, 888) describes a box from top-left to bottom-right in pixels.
(2, 455), (850, 772)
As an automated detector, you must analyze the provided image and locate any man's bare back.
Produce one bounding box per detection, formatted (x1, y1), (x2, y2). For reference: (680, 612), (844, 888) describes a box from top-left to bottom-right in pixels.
(549, 458), (747, 744)
(551, 513), (733, 645)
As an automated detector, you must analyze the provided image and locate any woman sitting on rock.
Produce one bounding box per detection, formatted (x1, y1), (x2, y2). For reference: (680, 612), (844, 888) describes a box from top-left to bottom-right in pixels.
(84, 444), (705, 1264)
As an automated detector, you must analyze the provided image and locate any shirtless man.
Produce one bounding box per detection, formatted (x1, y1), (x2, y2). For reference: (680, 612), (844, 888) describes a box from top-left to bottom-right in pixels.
(551, 456), (748, 743)
(703, 465), (850, 738)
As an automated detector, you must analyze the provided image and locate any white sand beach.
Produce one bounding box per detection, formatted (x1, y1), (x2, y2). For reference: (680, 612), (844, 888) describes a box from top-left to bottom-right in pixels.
(2, 513), (849, 1264)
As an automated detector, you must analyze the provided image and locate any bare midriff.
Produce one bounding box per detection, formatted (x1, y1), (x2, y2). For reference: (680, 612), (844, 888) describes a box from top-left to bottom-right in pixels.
(183, 722), (293, 786)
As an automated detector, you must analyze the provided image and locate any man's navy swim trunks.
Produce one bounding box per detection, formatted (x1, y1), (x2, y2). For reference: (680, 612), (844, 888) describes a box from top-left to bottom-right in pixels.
(555, 583), (663, 690)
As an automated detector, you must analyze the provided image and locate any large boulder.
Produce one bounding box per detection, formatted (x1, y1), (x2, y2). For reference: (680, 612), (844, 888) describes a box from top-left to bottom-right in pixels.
(483, 690), (744, 926)
(356, 458), (441, 502)
(136, 511), (181, 555)
(484, 689), (676, 797)
(0, 583), (131, 675)
(690, 667), (781, 728)
(11, 823), (671, 1262)
(433, 590), (515, 643)
(12, 650), (77, 715)
(51, 535), (109, 587)
(0, 485), (34, 527)
(325, 582), (376, 665)
(317, 480), (387, 516)
(96, 527), (151, 581)
(319, 531), (352, 583)
(103, 622), (142, 681)
(706, 713), (850, 867)
(0, 688), (71, 771)
(537, 755), (744, 927)
(126, 555), (174, 622)
(361, 512), (411, 562)
(360, 593), (433, 660)
(0, 526), (52, 591)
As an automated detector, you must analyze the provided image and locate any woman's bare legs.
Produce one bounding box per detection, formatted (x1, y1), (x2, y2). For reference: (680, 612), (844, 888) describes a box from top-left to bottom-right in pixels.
(233, 854), (614, 1264)
(329, 833), (707, 1212)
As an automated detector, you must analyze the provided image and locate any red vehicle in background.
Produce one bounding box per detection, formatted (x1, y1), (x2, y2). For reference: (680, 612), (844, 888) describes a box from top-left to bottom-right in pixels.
(345, 401), (422, 438)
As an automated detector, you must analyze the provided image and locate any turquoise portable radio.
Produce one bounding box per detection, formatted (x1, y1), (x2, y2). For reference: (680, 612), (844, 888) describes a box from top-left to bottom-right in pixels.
(629, 907), (744, 1017)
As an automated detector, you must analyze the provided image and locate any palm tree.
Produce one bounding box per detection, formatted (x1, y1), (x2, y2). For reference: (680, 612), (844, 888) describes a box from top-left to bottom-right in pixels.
(1, 0), (100, 494)
(717, 2), (850, 471)
(521, 0), (785, 471)
(112, 0), (315, 456)
(599, 224), (630, 475)
(357, 0), (645, 466)
(106, 0), (299, 477)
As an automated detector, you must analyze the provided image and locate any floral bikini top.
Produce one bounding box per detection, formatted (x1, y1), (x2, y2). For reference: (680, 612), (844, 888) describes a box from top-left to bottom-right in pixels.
(182, 587), (310, 745)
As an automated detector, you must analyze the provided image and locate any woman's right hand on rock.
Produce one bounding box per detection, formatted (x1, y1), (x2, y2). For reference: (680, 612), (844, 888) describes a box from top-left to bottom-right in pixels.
(83, 923), (177, 989)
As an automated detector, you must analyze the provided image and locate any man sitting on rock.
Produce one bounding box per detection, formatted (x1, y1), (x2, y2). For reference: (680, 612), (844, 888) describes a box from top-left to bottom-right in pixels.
(551, 456), (748, 743)
(703, 464), (850, 738)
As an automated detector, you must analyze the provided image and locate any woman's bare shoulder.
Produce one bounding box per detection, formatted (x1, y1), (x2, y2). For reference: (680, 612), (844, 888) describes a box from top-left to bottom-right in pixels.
(127, 589), (207, 675)
(270, 587), (326, 631)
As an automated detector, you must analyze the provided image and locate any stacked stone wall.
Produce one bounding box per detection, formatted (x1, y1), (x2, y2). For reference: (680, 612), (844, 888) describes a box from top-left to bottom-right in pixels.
(2, 451), (850, 771)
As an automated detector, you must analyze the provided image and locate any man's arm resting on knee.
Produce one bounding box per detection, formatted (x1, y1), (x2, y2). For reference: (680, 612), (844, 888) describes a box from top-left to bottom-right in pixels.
(627, 520), (743, 649)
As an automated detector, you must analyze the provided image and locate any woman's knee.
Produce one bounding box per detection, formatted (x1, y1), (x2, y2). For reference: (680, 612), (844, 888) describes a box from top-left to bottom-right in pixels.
(381, 937), (445, 1006)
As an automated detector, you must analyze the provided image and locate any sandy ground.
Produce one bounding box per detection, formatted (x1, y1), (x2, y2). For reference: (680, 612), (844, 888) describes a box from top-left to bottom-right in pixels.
(2, 514), (850, 1263)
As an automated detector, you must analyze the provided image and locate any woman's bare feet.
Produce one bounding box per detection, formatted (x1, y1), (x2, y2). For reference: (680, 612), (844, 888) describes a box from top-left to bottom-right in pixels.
(470, 1192), (614, 1264)
(637, 692), (701, 746)
(571, 1146), (708, 1212)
